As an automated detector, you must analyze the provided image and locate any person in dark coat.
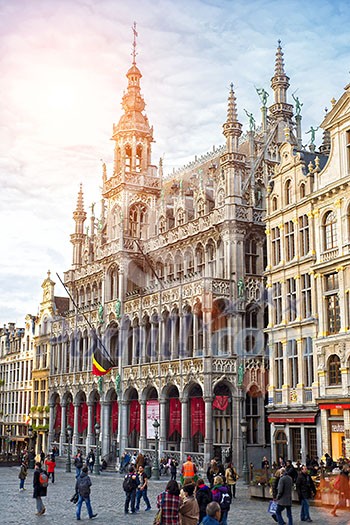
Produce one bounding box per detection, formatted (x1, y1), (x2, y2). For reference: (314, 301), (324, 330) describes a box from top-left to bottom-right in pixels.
(331, 465), (350, 517)
(196, 478), (212, 523)
(275, 468), (293, 525)
(170, 458), (178, 481)
(86, 449), (95, 474)
(296, 465), (316, 522)
(271, 469), (282, 500)
(123, 465), (139, 514)
(75, 466), (97, 520)
(285, 460), (298, 483)
(33, 461), (47, 516)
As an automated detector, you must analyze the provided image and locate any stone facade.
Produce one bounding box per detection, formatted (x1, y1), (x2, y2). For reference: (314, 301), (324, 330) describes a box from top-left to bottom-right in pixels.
(47, 39), (299, 470)
(265, 83), (350, 462)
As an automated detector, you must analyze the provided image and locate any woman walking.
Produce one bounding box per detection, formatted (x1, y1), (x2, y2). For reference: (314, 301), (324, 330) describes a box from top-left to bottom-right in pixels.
(156, 480), (181, 525)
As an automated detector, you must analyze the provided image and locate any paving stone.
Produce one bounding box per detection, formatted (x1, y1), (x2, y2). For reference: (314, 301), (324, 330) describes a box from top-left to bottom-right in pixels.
(0, 465), (349, 524)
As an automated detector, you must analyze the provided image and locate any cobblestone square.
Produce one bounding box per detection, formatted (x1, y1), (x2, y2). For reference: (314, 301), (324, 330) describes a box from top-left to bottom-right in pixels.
(1, 465), (349, 525)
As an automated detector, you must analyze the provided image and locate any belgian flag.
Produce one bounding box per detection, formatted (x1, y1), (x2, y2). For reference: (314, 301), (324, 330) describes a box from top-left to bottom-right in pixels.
(92, 347), (114, 376)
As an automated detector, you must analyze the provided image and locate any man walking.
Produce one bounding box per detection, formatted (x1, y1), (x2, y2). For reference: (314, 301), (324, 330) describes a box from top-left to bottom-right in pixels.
(33, 461), (47, 516)
(296, 465), (316, 522)
(87, 449), (95, 474)
(75, 466), (97, 520)
(182, 455), (197, 484)
(135, 465), (151, 512)
(275, 467), (293, 525)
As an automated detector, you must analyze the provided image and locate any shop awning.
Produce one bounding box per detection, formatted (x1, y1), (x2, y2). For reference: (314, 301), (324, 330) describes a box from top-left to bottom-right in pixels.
(319, 403), (350, 410)
(268, 414), (317, 423)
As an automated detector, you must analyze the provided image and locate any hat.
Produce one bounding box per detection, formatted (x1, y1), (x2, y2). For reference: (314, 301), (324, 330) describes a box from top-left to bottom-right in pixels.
(214, 475), (223, 485)
(187, 455), (191, 461)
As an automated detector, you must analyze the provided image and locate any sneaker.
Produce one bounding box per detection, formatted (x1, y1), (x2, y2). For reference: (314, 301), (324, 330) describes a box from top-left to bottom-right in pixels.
(89, 514), (97, 519)
(41, 508), (46, 515)
(145, 507), (151, 511)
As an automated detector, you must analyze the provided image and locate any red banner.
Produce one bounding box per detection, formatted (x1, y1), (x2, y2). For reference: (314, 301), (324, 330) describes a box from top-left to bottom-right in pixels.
(78, 403), (88, 433)
(68, 403), (74, 428)
(168, 398), (181, 438)
(54, 404), (61, 430)
(213, 396), (229, 411)
(190, 397), (205, 437)
(96, 402), (101, 424)
(112, 401), (118, 434)
(129, 400), (140, 434)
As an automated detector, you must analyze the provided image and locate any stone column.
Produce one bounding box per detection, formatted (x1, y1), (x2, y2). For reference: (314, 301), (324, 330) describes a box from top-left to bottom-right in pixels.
(159, 399), (167, 456)
(86, 402), (94, 452)
(59, 403), (67, 454)
(72, 402), (80, 453)
(101, 401), (111, 457)
(204, 396), (213, 465)
(180, 398), (189, 460)
(120, 400), (129, 453)
(139, 400), (147, 452)
(48, 402), (55, 449)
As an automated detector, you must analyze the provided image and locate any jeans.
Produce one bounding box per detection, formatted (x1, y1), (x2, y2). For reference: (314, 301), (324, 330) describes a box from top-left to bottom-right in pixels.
(136, 488), (151, 510)
(76, 495), (94, 519)
(88, 463), (94, 473)
(75, 467), (82, 478)
(36, 496), (45, 514)
(220, 510), (228, 525)
(124, 489), (136, 513)
(276, 504), (293, 525)
(300, 498), (310, 521)
(48, 471), (55, 483)
(19, 478), (25, 489)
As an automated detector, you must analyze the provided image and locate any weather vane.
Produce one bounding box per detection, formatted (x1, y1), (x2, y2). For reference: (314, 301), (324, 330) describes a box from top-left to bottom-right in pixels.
(132, 21), (138, 65)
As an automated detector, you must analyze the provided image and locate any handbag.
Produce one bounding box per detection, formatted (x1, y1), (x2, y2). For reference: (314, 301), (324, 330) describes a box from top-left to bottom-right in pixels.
(70, 492), (79, 504)
(153, 492), (165, 525)
(268, 500), (278, 515)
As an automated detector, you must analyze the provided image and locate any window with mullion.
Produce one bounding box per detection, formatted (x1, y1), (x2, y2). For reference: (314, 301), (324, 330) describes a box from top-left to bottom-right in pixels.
(273, 282), (283, 324)
(299, 215), (310, 256)
(275, 342), (284, 389)
(286, 278), (297, 321)
(271, 227), (281, 265)
(288, 339), (298, 388)
(301, 273), (312, 318)
(285, 221), (295, 261)
(303, 337), (314, 387)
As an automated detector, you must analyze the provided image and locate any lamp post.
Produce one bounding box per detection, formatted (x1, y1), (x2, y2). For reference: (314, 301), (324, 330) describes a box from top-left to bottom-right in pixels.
(6, 425), (11, 457)
(152, 418), (160, 480)
(94, 423), (100, 475)
(240, 418), (249, 484)
(66, 425), (72, 473)
(28, 425), (35, 469)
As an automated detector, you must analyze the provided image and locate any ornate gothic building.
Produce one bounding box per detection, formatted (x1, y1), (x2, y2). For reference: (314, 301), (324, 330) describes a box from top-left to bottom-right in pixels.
(47, 38), (301, 468)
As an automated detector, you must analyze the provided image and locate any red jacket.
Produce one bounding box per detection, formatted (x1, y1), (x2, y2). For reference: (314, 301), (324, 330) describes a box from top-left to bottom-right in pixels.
(44, 459), (56, 473)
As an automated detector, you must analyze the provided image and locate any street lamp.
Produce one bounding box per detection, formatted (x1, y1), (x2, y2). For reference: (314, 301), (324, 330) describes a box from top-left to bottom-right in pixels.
(152, 418), (160, 480)
(6, 425), (11, 456)
(240, 418), (249, 484)
(94, 423), (100, 475)
(28, 425), (35, 469)
(66, 425), (72, 473)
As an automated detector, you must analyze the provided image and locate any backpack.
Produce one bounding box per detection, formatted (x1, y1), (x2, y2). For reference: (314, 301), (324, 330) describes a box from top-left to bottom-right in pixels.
(231, 468), (237, 482)
(220, 491), (232, 511)
(123, 474), (134, 492)
(39, 471), (49, 488)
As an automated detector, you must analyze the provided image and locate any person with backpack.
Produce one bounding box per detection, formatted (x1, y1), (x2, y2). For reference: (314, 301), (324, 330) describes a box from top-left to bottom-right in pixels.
(196, 478), (212, 523)
(211, 475), (231, 525)
(123, 465), (139, 514)
(225, 462), (239, 499)
(75, 466), (97, 520)
(33, 461), (48, 516)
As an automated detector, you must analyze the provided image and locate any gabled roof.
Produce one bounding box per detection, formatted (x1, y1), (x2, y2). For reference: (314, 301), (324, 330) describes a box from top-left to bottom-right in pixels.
(321, 83), (350, 130)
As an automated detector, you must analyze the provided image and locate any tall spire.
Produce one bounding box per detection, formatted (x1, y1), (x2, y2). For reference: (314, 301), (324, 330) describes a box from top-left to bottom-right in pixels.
(223, 83), (242, 153)
(132, 21), (138, 65)
(269, 40), (293, 123)
(71, 184), (87, 267)
(75, 183), (85, 214)
(274, 40), (285, 76)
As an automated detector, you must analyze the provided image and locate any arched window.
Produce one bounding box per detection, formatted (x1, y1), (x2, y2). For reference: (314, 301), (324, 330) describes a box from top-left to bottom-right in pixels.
(324, 210), (337, 250)
(285, 180), (292, 205)
(300, 182), (306, 198)
(197, 199), (205, 217)
(159, 216), (166, 234)
(128, 203), (147, 239)
(245, 237), (258, 274)
(207, 241), (216, 277)
(217, 189), (225, 206)
(196, 244), (205, 275)
(272, 196), (278, 212)
(136, 144), (142, 172)
(328, 354), (341, 385)
(177, 208), (185, 226)
(125, 145), (132, 172)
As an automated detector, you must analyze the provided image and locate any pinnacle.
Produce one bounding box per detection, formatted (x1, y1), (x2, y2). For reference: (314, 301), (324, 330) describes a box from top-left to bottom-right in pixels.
(274, 40), (285, 76)
(76, 183), (85, 213)
(226, 83), (238, 124)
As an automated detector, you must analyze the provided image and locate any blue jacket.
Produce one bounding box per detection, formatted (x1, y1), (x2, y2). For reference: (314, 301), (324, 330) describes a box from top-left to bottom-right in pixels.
(201, 516), (219, 525)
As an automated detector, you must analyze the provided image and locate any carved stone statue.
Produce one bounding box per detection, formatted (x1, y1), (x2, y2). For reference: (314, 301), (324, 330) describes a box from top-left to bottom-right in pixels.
(98, 303), (104, 324)
(306, 126), (319, 145)
(115, 373), (121, 393)
(238, 363), (244, 386)
(237, 278), (245, 298)
(115, 299), (121, 319)
(292, 93), (303, 116)
(244, 109), (256, 131)
(256, 87), (269, 107)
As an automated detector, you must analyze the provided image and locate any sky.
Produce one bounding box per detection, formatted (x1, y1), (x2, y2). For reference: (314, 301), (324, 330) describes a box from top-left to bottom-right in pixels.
(1, 0), (350, 325)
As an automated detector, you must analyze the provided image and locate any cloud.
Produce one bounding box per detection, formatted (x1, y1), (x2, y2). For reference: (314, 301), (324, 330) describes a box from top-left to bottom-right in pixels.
(1, 0), (350, 324)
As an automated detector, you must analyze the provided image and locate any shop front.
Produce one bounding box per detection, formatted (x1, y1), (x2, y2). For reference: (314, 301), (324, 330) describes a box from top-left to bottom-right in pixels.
(319, 402), (350, 460)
